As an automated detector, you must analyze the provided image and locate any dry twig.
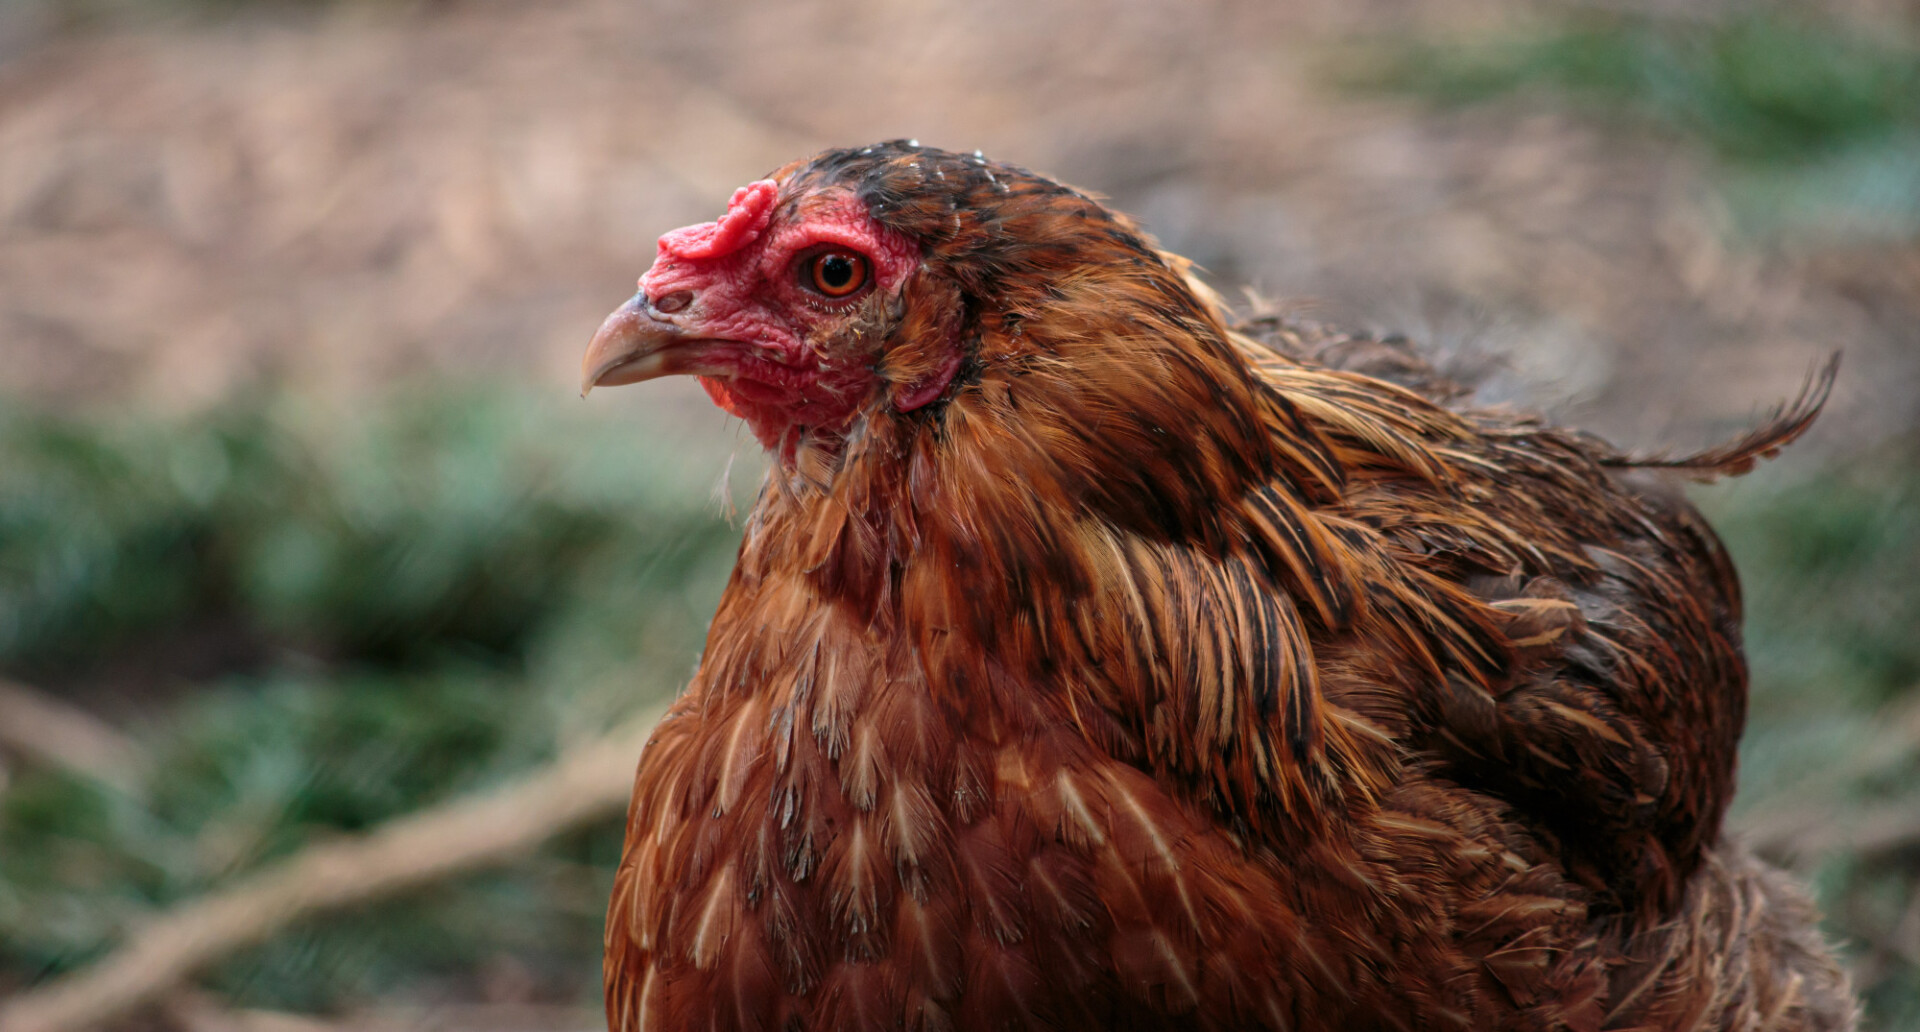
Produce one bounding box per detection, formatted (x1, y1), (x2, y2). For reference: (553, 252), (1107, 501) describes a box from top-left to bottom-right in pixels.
(1738, 691), (1920, 862)
(0, 678), (147, 796)
(161, 993), (602, 1032)
(1747, 798), (1920, 862)
(0, 704), (665, 1032)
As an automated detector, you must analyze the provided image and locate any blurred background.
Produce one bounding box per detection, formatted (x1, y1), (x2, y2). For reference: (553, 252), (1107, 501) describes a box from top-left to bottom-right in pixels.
(0, 0), (1915, 1029)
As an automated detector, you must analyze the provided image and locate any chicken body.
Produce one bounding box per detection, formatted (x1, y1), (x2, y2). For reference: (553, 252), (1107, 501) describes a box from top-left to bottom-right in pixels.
(585, 142), (1855, 1032)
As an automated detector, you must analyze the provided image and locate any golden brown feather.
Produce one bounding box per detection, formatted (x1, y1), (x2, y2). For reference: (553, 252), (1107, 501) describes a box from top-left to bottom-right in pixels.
(589, 141), (1856, 1032)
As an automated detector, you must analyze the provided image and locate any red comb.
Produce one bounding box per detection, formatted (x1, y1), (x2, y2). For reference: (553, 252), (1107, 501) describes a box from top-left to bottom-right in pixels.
(657, 180), (778, 262)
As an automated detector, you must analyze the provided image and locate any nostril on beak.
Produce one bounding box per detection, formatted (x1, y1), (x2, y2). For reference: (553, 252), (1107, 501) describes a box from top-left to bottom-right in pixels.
(652, 290), (693, 314)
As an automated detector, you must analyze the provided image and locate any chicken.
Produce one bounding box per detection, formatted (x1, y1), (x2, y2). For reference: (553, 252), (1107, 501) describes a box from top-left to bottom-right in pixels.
(580, 141), (1856, 1032)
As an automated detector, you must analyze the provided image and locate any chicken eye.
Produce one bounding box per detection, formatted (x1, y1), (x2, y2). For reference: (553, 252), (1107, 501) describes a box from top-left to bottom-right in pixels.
(805, 251), (869, 298)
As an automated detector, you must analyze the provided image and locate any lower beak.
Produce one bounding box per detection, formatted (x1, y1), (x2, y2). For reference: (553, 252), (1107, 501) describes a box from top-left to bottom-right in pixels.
(580, 294), (716, 396)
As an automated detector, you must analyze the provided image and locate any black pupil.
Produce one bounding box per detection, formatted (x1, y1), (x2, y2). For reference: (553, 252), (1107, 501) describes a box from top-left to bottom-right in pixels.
(819, 255), (854, 289)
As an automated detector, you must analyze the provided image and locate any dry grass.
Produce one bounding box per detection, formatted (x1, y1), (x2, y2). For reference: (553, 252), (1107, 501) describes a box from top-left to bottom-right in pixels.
(0, 1), (1913, 445)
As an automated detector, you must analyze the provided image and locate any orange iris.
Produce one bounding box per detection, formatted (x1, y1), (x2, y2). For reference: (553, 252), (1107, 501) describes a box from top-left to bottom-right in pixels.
(808, 252), (868, 297)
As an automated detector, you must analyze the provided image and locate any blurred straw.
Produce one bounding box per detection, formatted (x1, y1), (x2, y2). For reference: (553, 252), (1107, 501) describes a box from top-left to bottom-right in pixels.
(160, 992), (602, 1032)
(1739, 690), (1920, 862)
(0, 703), (666, 1032)
(0, 678), (147, 797)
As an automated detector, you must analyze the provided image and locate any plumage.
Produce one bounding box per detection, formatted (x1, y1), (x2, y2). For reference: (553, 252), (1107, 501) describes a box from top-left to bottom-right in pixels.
(584, 141), (1856, 1031)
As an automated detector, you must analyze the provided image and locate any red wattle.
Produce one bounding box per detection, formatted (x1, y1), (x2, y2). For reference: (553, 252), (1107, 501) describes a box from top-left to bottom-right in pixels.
(698, 376), (746, 420)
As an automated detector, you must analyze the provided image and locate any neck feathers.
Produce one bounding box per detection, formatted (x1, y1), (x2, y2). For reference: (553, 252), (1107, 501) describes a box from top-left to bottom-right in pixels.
(729, 257), (1438, 838)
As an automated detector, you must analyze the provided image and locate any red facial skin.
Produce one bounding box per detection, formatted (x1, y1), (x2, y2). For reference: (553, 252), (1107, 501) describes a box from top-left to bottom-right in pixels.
(635, 181), (946, 453)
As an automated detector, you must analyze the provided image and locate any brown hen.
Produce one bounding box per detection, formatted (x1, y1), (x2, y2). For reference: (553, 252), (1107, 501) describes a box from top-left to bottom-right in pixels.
(581, 141), (1856, 1032)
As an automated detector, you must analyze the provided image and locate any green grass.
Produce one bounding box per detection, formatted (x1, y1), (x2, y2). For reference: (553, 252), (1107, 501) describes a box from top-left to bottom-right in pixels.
(0, 387), (750, 1007)
(1338, 10), (1920, 241)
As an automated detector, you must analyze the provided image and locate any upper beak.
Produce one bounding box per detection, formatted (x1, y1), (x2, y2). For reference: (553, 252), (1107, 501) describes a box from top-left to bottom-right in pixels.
(580, 293), (705, 397)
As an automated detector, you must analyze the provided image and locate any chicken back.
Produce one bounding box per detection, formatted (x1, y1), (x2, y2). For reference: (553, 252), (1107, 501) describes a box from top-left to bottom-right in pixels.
(583, 141), (1855, 1032)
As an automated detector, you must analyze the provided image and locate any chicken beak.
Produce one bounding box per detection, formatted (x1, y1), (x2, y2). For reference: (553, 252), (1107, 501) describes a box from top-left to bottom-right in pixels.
(580, 293), (700, 397)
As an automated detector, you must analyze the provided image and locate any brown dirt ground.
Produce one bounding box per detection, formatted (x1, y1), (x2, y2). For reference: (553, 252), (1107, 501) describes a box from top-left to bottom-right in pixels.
(1, 0), (1915, 458)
